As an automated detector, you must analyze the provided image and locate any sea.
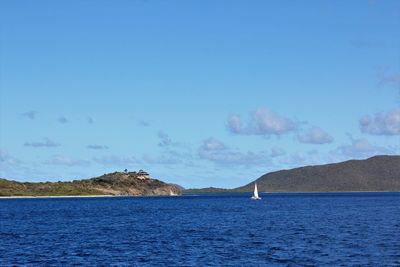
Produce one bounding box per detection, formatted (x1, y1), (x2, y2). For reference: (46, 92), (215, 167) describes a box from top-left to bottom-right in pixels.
(1, 193), (399, 266)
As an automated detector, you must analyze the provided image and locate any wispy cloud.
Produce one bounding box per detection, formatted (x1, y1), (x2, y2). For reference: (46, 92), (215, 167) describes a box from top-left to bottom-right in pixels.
(139, 120), (150, 127)
(337, 135), (393, 158)
(87, 144), (109, 150)
(22, 111), (37, 120)
(0, 150), (51, 180)
(279, 150), (326, 167)
(0, 150), (9, 162)
(227, 107), (298, 136)
(142, 154), (181, 165)
(350, 40), (372, 49)
(142, 132), (192, 166)
(198, 137), (270, 166)
(297, 126), (334, 144)
(0, 149), (20, 165)
(270, 147), (286, 157)
(58, 116), (68, 124)
(87, 116), (94, 124)
(93, 155), (140, 166)
(378, 69), (400, 88)
(24, 138), (60, 148)
(157, 131), (182, 147)
(277, 149), (350, 170)
(276, 138), (396, 170)
(158, 131), (172, 147)
(45, 155), (90, 167)
(359, 108), (400, 135)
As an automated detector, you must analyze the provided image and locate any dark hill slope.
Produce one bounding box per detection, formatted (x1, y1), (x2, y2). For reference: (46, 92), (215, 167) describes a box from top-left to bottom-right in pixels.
(235, 155), (400, 192)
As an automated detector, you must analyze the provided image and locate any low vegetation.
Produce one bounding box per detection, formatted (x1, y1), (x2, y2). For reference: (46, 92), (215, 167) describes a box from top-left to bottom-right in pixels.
(0, 171), (181, 197)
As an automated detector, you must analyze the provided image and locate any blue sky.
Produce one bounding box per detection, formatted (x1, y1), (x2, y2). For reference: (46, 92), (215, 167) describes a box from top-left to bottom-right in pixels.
(0, 0), (399, 188)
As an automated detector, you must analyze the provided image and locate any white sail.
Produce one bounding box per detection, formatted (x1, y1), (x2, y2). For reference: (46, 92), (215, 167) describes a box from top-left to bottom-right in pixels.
(254, 183), (259, 198)
(251, 182), (261, 200)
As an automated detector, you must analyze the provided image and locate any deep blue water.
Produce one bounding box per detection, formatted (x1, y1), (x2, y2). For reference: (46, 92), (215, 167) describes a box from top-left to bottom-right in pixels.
(1, 193), (400, 266)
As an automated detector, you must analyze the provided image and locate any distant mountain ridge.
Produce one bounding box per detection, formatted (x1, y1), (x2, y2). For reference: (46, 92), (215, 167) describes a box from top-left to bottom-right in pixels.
(183, 187), (230, 194)
(236, 155), (400, 192)
(0, 170), (182, 197)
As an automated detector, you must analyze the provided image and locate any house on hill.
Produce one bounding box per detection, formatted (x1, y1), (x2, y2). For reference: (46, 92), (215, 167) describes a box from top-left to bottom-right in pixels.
(137, 170), (150, 180)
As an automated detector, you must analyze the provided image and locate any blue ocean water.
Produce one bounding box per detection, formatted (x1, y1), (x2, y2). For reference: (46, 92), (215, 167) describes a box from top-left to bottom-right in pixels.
(1, 193), (399, 266)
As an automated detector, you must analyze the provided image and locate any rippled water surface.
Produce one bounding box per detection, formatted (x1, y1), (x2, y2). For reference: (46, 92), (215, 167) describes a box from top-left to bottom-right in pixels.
(1, 193), (400, 266)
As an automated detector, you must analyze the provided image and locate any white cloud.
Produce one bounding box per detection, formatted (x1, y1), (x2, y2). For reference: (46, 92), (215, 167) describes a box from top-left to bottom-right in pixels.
(359, 108), (400, 135)
(227, 114), (242, 134)
(201, 137), (226, 151)
(297, 126), (334, 144)
(227, 107), (297, 136)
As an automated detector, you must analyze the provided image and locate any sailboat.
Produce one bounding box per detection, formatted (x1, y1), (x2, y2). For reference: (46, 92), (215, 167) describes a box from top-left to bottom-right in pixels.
(251, 182), (261, 200)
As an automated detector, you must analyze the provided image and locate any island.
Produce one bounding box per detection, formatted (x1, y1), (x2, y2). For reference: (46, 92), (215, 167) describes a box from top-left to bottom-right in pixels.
(2, 155), (400, 197)
(237, 155), (400, 192)
(184, 155), (400, 193)
(0, 170), (182, 197)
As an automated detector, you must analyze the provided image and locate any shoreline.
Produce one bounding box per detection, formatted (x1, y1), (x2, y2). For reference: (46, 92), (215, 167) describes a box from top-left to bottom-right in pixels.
(184, 189), (400, 195)
(1, 191), (399, 199)
(0, 195), (116, 199)
(262, 190), (400, 194)
(182, 190), (400, 195)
